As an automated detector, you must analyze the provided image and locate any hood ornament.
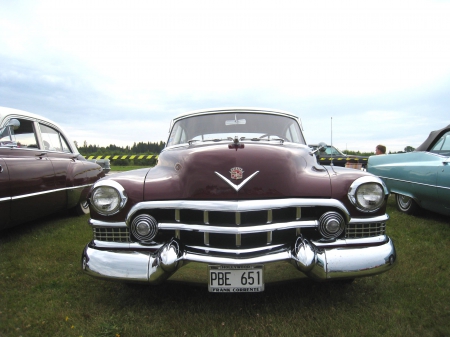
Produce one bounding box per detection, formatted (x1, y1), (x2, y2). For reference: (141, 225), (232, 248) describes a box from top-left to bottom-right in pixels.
(215, 169), (259, 192)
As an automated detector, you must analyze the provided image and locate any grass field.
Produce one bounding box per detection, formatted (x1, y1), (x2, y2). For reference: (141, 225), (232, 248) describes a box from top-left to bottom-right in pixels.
(1, 197), (449, 337)
(109, 165), (149, 172)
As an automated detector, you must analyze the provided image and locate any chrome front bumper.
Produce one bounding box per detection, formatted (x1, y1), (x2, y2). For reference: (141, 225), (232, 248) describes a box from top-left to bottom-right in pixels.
(81, 235), (396, 284)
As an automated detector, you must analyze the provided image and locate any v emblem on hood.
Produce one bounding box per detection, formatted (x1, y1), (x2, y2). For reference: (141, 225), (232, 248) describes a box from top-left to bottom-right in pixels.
(215, 171), (259, 192)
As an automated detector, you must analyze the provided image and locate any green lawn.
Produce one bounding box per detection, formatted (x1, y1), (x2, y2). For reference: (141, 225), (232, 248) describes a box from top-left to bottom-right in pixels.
(110, 165), (151, 172)
(1, 198), (449, 337)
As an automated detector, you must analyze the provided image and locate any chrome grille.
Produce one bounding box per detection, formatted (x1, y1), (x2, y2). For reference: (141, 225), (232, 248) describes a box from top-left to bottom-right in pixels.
(93, 227), (131, 242)
(91, 199), (388, 245)
(153, 207), (320, 249)
(345, 222), (386, 238)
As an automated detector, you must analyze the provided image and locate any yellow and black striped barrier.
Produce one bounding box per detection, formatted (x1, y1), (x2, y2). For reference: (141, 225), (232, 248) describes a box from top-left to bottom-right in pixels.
(318, 157), (368, 162)
(83, 154), (159, 160)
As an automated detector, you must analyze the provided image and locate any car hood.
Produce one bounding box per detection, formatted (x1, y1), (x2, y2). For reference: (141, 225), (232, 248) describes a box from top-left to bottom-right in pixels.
(144, 142), (332, 200)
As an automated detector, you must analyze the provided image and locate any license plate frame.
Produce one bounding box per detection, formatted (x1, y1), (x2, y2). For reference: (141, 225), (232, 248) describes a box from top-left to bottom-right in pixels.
(208, 265), (264, 292)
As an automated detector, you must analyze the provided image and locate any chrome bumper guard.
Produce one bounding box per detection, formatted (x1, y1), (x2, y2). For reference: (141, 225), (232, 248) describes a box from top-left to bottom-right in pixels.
(81, 235), (396, 284)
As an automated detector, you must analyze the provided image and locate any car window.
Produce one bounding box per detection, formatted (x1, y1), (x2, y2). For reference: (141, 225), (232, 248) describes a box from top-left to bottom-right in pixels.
(1, 119), (39, 148)
(430, 131), (450, 156)
(167, 113), (305, 146)
(40, 124), (72, 153)
(325, 147), (342, 156)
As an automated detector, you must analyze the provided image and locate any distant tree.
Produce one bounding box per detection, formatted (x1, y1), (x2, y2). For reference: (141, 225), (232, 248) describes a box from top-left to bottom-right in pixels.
(404, 146), (415, 152)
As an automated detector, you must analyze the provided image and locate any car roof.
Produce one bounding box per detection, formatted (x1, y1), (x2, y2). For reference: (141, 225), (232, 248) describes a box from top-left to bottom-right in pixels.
(0, 106), (58, 127)
(0, 106), (79, 154)
(170, 107), (301, 125)
(415, 124), (450, 151)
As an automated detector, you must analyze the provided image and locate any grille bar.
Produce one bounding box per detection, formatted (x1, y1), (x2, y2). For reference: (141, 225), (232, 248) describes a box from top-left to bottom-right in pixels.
(159, 220), (317, 234)
(345, 222), (386, 238)
(93, 227), (130, 242)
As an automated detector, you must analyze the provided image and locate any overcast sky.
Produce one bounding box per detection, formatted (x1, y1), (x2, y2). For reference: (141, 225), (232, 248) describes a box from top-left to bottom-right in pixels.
(1, 0), (450, 153)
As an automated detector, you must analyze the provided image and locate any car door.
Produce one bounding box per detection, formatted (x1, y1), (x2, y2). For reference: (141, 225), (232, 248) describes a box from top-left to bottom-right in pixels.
(436, 159), (450, 214)
(433, 131), (450, 214)
(3, 118), (58, 225)
(38, 122), (90, 209)
(0, 158), (11, 229)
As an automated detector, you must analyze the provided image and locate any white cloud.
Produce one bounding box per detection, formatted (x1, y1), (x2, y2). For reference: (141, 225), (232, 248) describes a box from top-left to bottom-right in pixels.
(1, 0), (450, 153)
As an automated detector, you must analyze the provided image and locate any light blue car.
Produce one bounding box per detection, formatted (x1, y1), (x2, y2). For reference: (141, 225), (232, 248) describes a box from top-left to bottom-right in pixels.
(368, 124), (450, 216)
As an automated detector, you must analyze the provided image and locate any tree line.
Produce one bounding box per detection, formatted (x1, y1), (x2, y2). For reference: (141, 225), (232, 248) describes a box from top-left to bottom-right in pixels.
(75, 141), (166, 155)
(75, 141), (166, 166)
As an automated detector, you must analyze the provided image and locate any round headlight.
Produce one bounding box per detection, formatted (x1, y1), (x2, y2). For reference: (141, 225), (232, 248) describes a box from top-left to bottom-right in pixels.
(356, 183), (384, 211)
(90, 180), (127, 215)
(348, 176), (387, 212)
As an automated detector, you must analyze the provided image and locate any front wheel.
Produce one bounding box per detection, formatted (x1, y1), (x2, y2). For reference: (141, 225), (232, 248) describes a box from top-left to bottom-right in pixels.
(72, 199), (90, 216)
(395, 194), (419, 215)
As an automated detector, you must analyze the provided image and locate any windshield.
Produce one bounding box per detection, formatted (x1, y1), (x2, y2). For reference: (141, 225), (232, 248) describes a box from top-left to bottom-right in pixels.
(167, 112), (305, 147)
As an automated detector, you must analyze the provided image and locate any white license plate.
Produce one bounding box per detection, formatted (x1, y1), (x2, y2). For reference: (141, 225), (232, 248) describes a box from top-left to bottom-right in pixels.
(208, 265), (264, 292)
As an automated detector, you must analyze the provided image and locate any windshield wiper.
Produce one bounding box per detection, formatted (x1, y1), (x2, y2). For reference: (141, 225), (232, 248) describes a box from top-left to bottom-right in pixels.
(188, 138), (228, 145)
(240, 136), (284, 144)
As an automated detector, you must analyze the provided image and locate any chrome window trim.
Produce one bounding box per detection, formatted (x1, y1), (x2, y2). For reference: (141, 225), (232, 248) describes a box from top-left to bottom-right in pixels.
(1, 114), (77, 153)
(126, 198), (351, 225)
(11, 184), (93, 201)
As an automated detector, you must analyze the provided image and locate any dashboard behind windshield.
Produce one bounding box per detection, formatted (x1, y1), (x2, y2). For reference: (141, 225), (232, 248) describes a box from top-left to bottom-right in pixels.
(167, 113), (305, 147)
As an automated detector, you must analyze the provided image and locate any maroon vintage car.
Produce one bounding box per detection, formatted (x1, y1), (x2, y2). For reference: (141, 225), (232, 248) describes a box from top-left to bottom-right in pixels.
(0, 107), (104, 230)
(82, 108), (396, 292)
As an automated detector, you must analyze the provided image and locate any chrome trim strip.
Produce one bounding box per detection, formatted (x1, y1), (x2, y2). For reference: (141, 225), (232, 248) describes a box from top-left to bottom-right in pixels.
(89, 219), (127, 228)
(0, 197), (11, 203)
(91, 240), (162, 249)
(379, 176), (450, 191)
(126, 198), (351, 224)
(312, 235), (388, 247)
(183, 250), (290, 265)
(348, 214), (389, 224)
(90, 235), (387, 251)
(158, 220), (318, 233)
(214, 170), (259, 192)
(11, 184), (93, 201)
(185, 243), (286, 254)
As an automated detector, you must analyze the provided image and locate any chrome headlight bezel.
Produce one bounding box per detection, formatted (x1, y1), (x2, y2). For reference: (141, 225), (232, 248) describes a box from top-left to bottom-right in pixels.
(90, 180), (128, 216)
(348, 176), (388, 213)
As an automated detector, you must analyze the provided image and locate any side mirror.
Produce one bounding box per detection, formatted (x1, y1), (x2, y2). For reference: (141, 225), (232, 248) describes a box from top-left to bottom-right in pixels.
(7, 119), (20, 131)
(310, 142), (327, 155)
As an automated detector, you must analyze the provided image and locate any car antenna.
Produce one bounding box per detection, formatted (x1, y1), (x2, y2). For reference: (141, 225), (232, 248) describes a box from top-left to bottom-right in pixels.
(330, 117), (334, 166)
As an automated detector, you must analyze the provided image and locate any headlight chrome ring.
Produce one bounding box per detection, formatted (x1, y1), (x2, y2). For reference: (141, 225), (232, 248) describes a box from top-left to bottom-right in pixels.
(90, 180), (128, 216)
(348, 176), (388, 213)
